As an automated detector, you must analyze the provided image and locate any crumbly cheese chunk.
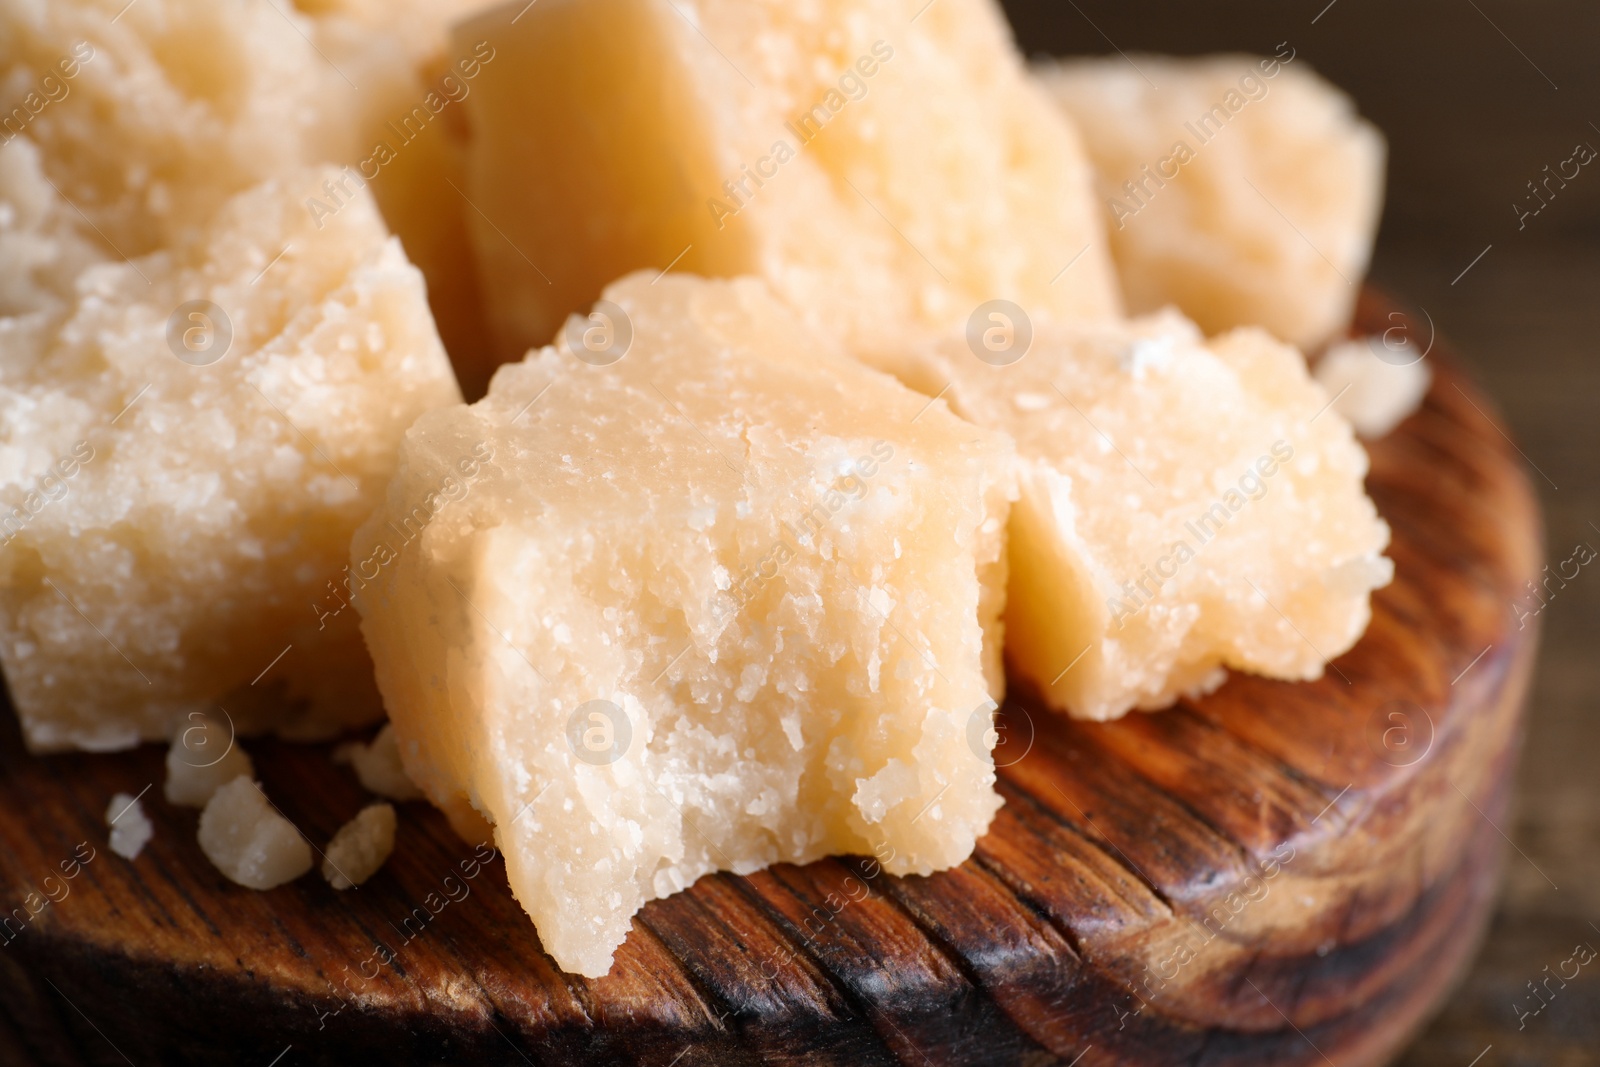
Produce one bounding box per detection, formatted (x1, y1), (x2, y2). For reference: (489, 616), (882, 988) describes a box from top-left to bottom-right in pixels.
(106, 791), (153, 860)
(1036, 54), (1384, 350)
(455, 0), (1119, 373)
(0, 0), (493, 388)
(895, 311), (1392, 721)
(198, 777), (312, 890)
(322, 802), (397, 890)
(334, 723), (424, 801)
(1314, 338), (1432, 439)
(0, 166), (461, 752)
(164, 712), (257, 807)
(0, 0), (400, 258)
(353, 273), (1015, 976)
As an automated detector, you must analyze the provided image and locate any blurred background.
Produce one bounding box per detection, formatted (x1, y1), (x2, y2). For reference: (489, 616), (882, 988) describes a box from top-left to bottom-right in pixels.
(1002, 0), (1600, 1061)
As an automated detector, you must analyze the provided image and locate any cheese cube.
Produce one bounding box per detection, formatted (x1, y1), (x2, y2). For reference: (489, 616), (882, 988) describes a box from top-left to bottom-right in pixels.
(0, 0), (493, 386)
(895, 311), (1392, 721)
(352, 273), (1015, 976)
(0, 0), (401, 258)
(1035, 54), (1385, 350)
(0, 166), (461, 752)
(454, 0), (1119, 372)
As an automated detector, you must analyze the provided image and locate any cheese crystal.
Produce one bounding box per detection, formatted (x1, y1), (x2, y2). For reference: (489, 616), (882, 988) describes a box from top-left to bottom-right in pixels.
(353, 273), (1015, 976)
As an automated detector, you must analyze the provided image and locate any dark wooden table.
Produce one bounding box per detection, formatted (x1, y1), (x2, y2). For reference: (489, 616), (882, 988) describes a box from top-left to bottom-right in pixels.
(1002, 1), (1600, 1061)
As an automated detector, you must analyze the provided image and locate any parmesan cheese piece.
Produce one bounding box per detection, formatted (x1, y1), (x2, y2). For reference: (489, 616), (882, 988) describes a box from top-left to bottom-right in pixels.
(353, 273), (1015, 976)
(0, 0), (400, 259)
(454, 0), (1119, 374)
(0, 0), (492, 388)
(333, 723), (424, 802)
(896, 311), (1392, 721)
(197, 777), (312, 889)
(106, 792), (152, 860)
(164, 713), (256, 807)
(1313, 338), (1432, 439)
(322, 802), (397, 890)
(0, 166), (462, 753)
(1036, 54), (1385, 350)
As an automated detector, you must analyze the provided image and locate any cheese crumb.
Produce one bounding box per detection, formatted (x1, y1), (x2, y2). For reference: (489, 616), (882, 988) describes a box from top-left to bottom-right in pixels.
(322, 803), (397, 890)
(106, 793), (153, 860)
(333, 724), (424, 801)
(197, 777), (312, 890)
(1313, 339), (1432, 439)
(164, 714), (256, 807)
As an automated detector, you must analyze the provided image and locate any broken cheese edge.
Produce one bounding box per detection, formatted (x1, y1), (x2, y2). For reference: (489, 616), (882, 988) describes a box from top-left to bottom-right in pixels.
(353, 272), (1016, 976)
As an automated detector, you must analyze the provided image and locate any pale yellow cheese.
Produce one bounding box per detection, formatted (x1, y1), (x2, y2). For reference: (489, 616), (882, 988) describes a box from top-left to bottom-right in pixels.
(1036, 54), (1385, 350)
(322, 801), (397, 890)
(334, 722), (424, 801)
(894, 311), (1392, 721)
(0, 0), (493, 387)
(454, 0), (1119, 374)
(353, 272), (1015, 976)
(0, 166), (461, 752)
(198, 777), (313, 890)
(164, 712), (257, 807)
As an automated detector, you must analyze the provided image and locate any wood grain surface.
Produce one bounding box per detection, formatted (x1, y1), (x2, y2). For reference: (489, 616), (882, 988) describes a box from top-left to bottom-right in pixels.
(0, 291), (1544, 1066)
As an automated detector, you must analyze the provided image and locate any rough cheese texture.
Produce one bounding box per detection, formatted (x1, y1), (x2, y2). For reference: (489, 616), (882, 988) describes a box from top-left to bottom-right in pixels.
(1036, 55), (1385, 350)
(1314, 338), (1432, 439)
(0, 167), (461, 752)
(455, 0), (1119, 373)
(164, 712), (257, 807)
(0, 0), (399, 258)
(322, 801), (397, 890)
(334, 722), (424, 801)
(353, 273), (1016, 976)
(895, 311), (1392, 721)
(106, 792), (153, 860)
(0, 0), (492, 387)
(198, 776), (313, 890)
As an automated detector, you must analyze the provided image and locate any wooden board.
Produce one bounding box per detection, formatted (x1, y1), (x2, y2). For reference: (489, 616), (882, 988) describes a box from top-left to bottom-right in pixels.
(0, 290), (1543, 1067)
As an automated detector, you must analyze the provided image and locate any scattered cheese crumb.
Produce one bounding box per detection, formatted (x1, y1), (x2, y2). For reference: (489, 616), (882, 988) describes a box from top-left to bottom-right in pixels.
(197, 777), (312, 890)
(333, 724), (424, 801)
(1314, 339), (1432, 439)
(106, 792), (153, 860)
(164, 714), (256, 807)
(322, 803), (398, 891)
